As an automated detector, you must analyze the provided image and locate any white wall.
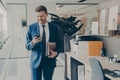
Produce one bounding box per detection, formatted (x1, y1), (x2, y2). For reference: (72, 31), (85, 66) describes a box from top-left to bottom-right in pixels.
(99, 0), (120, 35)
(0, 14), (3, 32)
(92, 21), (98, 35)
(108, 6), (118, 30)
(7, 5), (15, 36)
(7, 5), (26, 26)
(100, 9), (106, 35)
(101, 0), (120, 9)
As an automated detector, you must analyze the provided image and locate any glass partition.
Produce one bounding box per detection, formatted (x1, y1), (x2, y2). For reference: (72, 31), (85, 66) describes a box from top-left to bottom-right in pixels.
(5, 3), (28, 79)
(0, 1), (8, 79)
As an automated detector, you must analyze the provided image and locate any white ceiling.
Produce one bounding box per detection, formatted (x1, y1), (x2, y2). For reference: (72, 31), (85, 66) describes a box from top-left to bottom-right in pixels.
(5, 0), (111, 4)
(5, 0), (88, 3)
(5, 0), (112, 16)
(28, 0), (98, 3)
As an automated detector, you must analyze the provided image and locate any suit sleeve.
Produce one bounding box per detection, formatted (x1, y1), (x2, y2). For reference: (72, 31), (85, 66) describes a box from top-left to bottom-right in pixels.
(25, 26), (34, 50)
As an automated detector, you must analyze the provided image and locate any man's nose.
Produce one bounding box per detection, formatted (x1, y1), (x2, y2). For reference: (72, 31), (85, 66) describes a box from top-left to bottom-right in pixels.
(38, 18), (41, 21)
(38, 17), (41, 20)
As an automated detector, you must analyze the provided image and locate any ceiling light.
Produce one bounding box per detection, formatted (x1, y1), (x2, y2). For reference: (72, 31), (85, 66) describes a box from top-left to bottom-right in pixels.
(56, 5), (63, 10)
(78, 0), (87, 2)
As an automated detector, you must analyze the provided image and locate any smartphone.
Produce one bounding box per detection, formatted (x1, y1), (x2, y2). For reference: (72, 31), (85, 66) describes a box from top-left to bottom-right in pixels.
(34, 35), (40, 39)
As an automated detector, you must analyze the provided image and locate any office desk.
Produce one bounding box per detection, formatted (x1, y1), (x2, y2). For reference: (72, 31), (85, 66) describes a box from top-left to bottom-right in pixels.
(65, 52), (120, 80)
(95, 57), (120, 80)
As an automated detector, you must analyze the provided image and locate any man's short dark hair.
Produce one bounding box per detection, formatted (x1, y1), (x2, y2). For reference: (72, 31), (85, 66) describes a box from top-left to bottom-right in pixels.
(35, 5), (47, 13)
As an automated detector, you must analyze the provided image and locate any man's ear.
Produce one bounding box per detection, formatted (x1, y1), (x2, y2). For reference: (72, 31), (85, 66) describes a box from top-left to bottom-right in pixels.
(46, 13), (48, 16)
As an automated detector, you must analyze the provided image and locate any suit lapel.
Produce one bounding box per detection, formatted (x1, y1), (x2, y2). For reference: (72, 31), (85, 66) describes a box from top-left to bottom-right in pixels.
(48, 23), (56, 42)
(34, 22), (40, 37)
(36, 22), (40, 35)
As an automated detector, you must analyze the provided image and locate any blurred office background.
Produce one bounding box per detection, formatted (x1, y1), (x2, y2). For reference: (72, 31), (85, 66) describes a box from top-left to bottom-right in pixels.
(0, 0), (120, 80)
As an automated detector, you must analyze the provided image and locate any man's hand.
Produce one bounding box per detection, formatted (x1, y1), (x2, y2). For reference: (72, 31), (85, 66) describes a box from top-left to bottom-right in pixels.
(48, 50), (58, 58)
(32, 36), (42, 45)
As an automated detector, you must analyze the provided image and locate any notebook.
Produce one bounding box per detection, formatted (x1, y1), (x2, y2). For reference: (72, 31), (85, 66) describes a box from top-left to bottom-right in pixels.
(46, 42), (56, 56)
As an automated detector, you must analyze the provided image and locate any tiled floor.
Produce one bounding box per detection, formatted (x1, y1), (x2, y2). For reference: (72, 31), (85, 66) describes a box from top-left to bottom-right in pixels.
(0, 26), (65, 80)
(5, 57), (65, 80)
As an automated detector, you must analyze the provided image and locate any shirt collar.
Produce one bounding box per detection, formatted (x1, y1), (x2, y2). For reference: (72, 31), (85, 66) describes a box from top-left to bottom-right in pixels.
(39, 22), (48, 27)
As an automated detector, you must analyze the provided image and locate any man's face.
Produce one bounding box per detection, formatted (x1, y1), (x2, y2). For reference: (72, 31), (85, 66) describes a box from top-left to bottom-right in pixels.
(36, 11), (48, 24)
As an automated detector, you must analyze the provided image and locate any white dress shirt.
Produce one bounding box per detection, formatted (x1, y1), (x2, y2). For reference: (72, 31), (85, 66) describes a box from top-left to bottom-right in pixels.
(39, 22), (49, 42)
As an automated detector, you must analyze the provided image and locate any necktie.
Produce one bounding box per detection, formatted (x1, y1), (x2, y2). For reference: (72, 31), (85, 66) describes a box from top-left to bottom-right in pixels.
(42, 25), (46, 57)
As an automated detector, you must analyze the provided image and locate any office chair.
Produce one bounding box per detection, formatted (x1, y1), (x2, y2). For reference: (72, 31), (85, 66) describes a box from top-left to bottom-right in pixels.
(89, 58), (110, 80)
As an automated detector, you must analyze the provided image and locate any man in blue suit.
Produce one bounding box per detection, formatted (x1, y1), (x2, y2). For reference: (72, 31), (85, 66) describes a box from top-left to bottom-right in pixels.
(26, 5), (60, 80)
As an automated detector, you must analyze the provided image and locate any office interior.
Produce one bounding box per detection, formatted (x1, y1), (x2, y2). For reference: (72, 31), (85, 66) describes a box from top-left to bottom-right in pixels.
(0, 0), (120, 80)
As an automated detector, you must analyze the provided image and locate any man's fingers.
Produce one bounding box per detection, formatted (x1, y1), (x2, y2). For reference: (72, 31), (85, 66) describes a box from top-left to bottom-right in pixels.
(48, 51), (57, 58)
(48, 55), (53, 58)
(32, 37), (42, 44)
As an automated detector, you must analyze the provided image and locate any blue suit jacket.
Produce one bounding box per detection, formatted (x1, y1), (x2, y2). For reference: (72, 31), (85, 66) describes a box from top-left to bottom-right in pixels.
(26, 22), (60, 69)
